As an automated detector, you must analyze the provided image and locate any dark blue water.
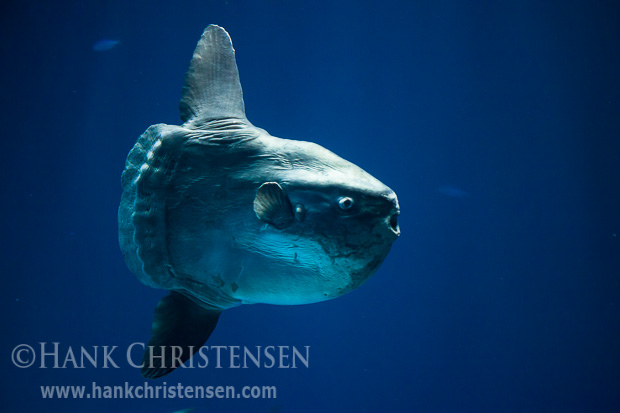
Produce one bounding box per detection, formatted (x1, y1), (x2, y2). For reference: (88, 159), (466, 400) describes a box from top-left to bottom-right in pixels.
(2, 1), (619, 412)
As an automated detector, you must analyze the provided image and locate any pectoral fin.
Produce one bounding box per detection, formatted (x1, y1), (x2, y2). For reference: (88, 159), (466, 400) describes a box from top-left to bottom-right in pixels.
(253, 182), (295, 229)
(142, 291), (220, 379)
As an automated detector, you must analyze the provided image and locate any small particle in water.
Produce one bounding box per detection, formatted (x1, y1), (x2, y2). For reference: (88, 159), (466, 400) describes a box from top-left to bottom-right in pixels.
(93, 39), (120, 52)
(438, 185), (469, 198)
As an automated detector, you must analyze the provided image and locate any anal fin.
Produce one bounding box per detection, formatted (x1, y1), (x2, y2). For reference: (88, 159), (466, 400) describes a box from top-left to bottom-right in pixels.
(142, 291), (220, 379)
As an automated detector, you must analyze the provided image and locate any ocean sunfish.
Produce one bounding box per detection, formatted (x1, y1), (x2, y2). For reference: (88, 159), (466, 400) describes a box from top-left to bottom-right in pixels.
(118, 25), (400, 378)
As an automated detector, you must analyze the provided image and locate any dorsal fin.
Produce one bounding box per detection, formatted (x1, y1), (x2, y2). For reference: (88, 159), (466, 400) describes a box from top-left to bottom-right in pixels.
(179, 25), (246, 123)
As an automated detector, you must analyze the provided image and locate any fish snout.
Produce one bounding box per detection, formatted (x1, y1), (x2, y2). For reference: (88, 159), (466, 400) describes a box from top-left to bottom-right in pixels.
(382, 192), (400, 238)
(389, 210), (400, 236)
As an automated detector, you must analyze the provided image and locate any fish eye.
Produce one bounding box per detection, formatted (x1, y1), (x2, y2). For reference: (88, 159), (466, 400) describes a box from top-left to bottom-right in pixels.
(338, 197), (354, 211)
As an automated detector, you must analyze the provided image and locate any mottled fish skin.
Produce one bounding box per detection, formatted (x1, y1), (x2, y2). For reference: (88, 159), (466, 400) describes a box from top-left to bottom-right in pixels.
(118, 25), (400, 377)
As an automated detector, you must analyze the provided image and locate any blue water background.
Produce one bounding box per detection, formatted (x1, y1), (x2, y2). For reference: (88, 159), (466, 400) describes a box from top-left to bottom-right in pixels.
(2, 1), (619, 412)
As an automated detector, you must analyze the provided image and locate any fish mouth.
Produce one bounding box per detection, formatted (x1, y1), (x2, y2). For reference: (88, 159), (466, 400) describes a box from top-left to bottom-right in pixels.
(389, 212), (400, 236)
(381, 191), (400, 238)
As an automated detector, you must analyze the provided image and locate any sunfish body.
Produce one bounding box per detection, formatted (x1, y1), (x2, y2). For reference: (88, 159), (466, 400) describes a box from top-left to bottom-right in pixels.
(119, 25), (400, 379)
